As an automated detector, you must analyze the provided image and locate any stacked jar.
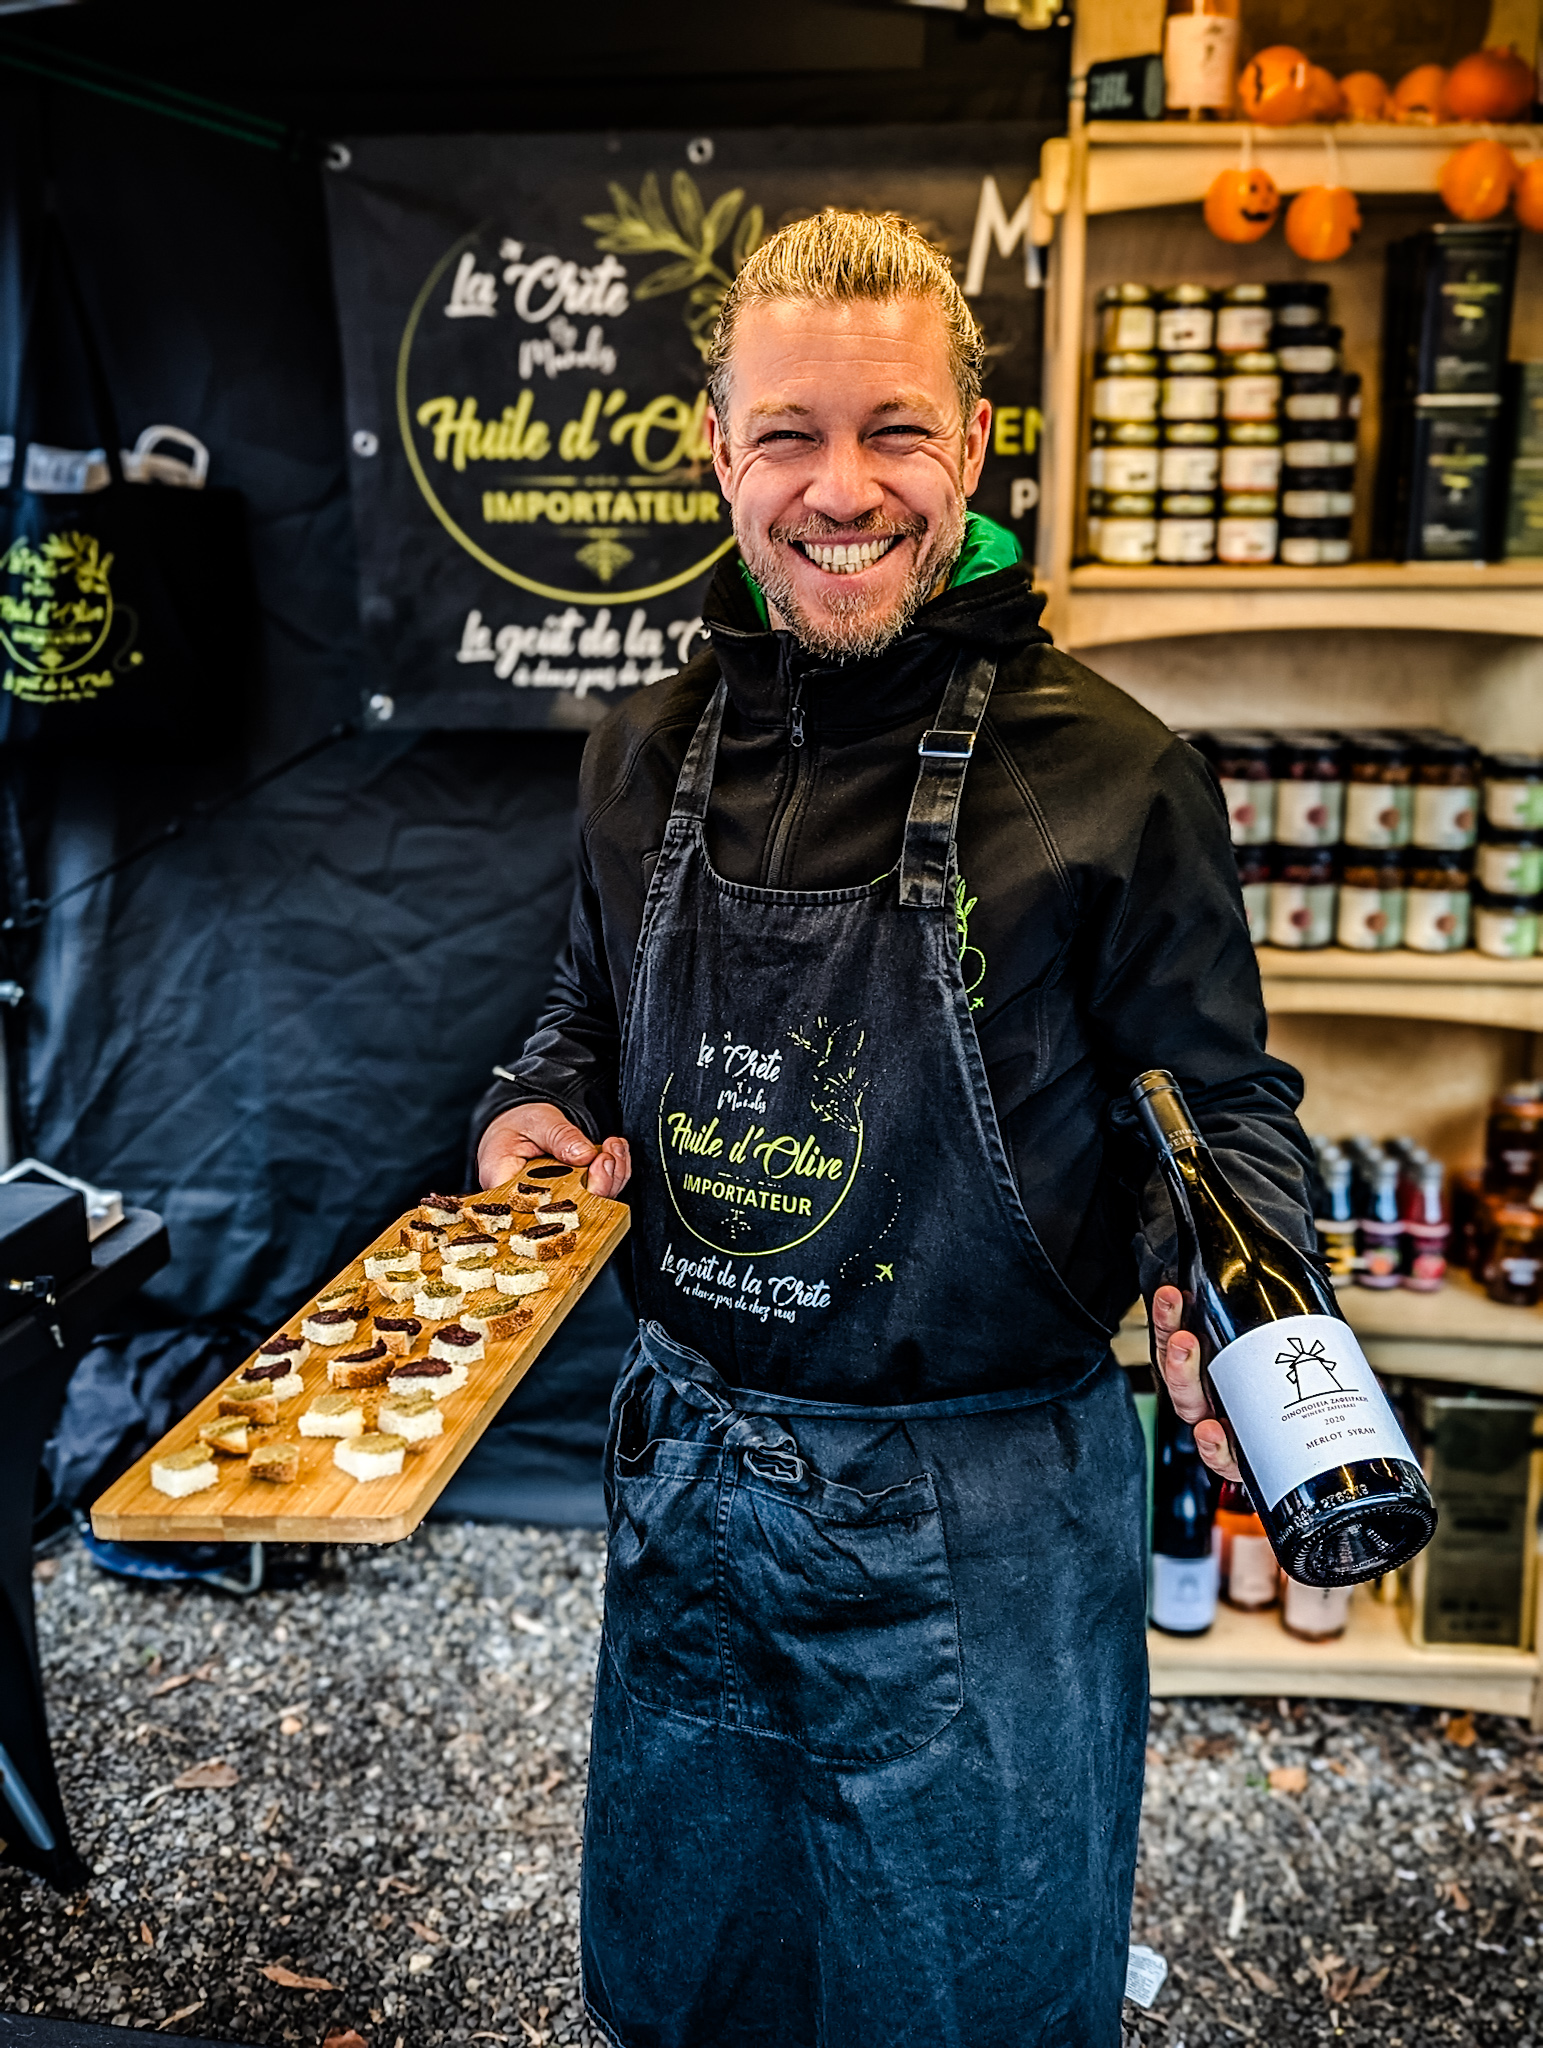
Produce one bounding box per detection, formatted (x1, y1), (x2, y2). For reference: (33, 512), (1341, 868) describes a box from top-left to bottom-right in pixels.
(1195, 727), (1486, 955)
(1475, 753), (1543, 959)
(1216, 284), (1281, 567)
(1272, 282), (1360, 567)
(1155, 285), (1221, 565)
(1087, 285), (1160, 566)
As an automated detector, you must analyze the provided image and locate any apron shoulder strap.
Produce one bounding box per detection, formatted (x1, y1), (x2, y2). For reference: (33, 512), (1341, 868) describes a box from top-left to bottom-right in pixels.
(668, 678), (728, 827)
(898, 653), (997, 908)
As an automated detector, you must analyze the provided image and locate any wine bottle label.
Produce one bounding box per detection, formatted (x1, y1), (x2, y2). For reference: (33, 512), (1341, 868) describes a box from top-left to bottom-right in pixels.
(1163, 13), (1240, 111)
(1207, 1312), (1415, 1512)
(1226, 1532), (1279, 1608)
(1149, 1548), (1219, 1632)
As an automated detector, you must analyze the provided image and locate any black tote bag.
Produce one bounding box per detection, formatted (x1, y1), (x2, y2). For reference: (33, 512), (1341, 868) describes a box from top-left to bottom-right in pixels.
(0, 217), (257, 754)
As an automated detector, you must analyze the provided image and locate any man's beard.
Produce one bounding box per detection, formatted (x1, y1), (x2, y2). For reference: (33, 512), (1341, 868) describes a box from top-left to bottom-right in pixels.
(735, 496), (968, 661)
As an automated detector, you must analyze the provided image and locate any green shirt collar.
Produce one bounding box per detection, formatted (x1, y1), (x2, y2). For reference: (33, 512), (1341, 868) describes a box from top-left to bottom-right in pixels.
(735, 511), (1022, 630)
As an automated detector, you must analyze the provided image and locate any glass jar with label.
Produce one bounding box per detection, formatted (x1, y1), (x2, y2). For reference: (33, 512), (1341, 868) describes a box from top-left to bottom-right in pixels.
(1343, 733), (1413, 848)
(1412, 737), (1479, 850)
(1473, 888), (1541, 959)
(1160, 350), (1220, 423)
(1267, 280), (1331, 331)
(1283, 422), (1357, 470)
(1217, 503), (1278, 563)
(1092, 352), (1160, 426)
(1476, 829), (1543, 897)
(1156, 500), (1217, 563)
(1483, 752), (1543, 831)
(1482, 1199), (1543, 1306)
(1207, 729), (1275, 844)
(1486, 1085), (1543, 1196)
(1405, 850), (1472, 952)
(1274, 325), (1343, 375)
(1336, 850), (1406, 950)
(1159, 440), (1219, 493)
(1278, 516), (1352, 564)
(1267, 846), (1336, 948)
(1093, 494), (1158, 565)
(1220, 437), (1282, 493)
(1087, 438), (1161, 496)
(1216, 1482), (1279, 1609)
(1282, 369), (1360, 422)
(1220, 349), (1281, 423)
(1215, 283), (1272, 355)
(1095, 284), (1156, 354)
(1156, 285), (1216, 354)
(1280, 480), (1354, 520)
(1275, 733), (1344, 845)
(1281, 1576), (1352, 1641)
(1234, 844), (1270, 943)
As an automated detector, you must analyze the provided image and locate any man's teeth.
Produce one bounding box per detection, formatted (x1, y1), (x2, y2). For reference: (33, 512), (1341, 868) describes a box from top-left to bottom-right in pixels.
(800, 537), (897, 574)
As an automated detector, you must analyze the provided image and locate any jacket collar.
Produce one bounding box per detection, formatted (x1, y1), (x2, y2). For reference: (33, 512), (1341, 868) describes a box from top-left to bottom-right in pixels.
(702, 515), (1050, 737)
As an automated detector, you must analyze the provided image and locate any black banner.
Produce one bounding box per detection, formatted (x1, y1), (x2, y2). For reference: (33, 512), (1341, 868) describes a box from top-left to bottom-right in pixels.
(324, 125), (1044, 730)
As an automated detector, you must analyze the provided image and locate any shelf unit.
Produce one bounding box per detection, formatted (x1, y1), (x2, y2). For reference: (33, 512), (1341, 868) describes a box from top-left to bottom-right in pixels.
(1044, 0), (1543, 1714)
(1149, 1586), (1539, 1718)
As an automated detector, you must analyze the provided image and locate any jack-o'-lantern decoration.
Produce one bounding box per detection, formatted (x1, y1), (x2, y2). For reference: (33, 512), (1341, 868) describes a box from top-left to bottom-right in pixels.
(1439, 139), (1518, 221)
(1391, 63), (1449, 124)
(1515, 158), (1543, 232)
(1338, 71), (1390, 123)
(1237, 46), (1314, 126)
(1284, 185), (1362, 262)
(1445, 46), (1534, 123)
(1305, 66), (1344, 121)
(1204, 166), (1282, 244)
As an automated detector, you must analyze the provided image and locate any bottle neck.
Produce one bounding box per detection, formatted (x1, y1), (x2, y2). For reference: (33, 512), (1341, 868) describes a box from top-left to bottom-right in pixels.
(1132, 1071), (1210, 1165)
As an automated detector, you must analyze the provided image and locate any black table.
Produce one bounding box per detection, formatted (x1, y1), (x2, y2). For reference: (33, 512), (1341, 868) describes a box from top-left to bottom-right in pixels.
(0, 1210), (168, 1890)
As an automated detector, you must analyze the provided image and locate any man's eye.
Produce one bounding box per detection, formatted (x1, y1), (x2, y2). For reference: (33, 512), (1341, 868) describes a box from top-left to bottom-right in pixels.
(756, 430), (812, 446)
(872, 425), (929, 442)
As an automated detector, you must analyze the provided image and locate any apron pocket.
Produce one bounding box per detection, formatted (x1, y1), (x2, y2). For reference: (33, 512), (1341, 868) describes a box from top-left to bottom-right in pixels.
(725, 1460), (963, 1763)
(607, 1433), (726, 1726)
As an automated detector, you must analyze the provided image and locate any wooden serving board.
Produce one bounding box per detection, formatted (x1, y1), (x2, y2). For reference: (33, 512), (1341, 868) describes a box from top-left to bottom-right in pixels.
(91, 1173), (629, 1545)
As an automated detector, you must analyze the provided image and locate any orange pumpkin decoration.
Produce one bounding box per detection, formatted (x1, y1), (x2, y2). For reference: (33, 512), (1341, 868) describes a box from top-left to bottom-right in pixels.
(1515, 158), (1543, 231)
(1338, 71), (1390, 123)
(1204, 166), (1282, 244)
(1391, 63), (1449, 124)
(1237, 46), (1314, 126)
(1284, 185), (1363, 262)
(1445, 46), (1534, 123)
(1439, 139), (1518, 221)
(1305, 66), (1344, 121)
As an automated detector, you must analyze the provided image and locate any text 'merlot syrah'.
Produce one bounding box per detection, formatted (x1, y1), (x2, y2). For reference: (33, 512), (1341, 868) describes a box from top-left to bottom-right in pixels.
(1132, 1068), (1436, 1587)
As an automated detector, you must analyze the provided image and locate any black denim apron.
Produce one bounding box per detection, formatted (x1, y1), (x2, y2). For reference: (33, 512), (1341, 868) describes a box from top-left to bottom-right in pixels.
(584, 656), (1148, 2048)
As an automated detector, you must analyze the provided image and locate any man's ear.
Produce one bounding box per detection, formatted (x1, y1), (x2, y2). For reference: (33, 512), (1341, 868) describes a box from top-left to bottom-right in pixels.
(961, 399), (992, 496)
(705, 403), (733, 499)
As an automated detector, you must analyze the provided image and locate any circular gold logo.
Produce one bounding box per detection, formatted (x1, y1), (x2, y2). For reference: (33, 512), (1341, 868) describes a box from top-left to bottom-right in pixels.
(0, 530), (119, 702)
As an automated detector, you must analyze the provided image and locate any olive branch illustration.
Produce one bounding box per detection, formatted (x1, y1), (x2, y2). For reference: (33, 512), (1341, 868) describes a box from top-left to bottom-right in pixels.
(787, 1017), (866, 1137)
(583, 172), (765, 360)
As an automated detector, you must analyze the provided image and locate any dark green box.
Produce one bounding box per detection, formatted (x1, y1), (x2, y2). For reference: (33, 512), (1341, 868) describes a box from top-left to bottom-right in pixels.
(1406, 1393), (1539, 1648)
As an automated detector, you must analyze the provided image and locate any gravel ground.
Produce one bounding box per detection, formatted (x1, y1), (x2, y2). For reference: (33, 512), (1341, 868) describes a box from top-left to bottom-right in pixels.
(2, 1527), (1542, 2047)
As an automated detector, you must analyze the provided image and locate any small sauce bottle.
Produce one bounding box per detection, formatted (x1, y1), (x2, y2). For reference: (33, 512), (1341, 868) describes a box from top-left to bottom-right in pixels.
(1216, 1481), (1279, 1610)
(1356, 1156), (1403, 1290)
(1399, 1159), (1450, 1293)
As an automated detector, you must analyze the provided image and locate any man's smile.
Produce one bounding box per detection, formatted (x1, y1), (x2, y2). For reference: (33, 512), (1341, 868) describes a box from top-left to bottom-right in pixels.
(787, 532), (911, 577)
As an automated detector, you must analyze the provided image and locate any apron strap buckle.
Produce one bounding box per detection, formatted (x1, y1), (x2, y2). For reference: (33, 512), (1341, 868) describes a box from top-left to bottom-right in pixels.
(899, 655), (998, 910)
(917, 729), (975, 760)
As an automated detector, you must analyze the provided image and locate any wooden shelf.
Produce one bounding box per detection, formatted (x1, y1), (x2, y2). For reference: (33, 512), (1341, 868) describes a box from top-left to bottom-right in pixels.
(1117, 1272), (1543, 1396)
(1083, 122), (1543, 216)
(1149, 1584), (1539, 1717)
(1062, 563), (1543, 648)
(1256, 945), (1543, 1032)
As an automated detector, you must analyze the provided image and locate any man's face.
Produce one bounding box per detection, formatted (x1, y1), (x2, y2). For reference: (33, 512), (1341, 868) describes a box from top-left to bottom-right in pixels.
(706, 296), (991, 660)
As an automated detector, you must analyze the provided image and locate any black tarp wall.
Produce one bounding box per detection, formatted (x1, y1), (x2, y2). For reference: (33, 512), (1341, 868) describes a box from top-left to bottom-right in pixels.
(2, 0), (1068, 1530)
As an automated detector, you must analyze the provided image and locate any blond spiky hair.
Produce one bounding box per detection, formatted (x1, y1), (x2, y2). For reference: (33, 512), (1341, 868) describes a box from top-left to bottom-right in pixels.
(706, 207), (986, 440)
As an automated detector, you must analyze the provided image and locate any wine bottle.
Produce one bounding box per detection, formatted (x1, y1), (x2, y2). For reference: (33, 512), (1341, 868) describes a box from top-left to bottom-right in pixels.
(1163, 0), (1240, 120)
(1149, 1382), (1219, 1635)
(1132, 1068), (1437, 1587)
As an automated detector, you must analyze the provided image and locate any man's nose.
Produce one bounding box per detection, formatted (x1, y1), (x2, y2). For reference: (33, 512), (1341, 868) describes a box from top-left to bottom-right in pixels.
(802, 434), (886, 526)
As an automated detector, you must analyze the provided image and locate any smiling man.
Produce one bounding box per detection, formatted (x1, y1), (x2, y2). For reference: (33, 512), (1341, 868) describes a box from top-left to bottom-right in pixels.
(473, 210), (1314, 2048)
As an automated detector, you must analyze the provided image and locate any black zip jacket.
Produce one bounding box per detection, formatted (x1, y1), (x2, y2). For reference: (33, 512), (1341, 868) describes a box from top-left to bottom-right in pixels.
(472, 554), (1316, 1333)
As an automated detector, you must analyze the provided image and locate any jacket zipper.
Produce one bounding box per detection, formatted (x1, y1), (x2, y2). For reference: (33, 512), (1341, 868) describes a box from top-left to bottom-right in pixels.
(764, 678), (810, 887)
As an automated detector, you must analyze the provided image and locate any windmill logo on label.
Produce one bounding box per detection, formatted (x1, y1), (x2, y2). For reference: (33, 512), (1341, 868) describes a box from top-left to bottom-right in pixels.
(1276, 1332), (1347, 1408)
